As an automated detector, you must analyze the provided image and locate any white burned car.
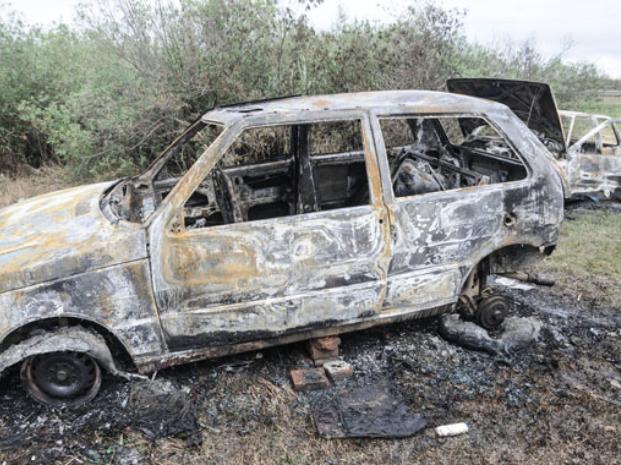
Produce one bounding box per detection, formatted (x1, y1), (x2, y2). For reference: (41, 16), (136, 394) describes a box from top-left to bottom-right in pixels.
(0, 91), (564, 406)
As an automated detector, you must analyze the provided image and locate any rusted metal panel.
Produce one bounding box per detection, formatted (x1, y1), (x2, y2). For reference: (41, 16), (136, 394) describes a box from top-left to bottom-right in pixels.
(202, 91), (510, 127)
(568, 152), (621, 196)
(384, 267), (460, 310)
(560, 111), (621, 197)
(0, 326), (129, 379)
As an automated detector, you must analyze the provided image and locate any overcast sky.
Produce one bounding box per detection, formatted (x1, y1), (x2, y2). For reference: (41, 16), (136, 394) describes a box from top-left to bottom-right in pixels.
(7, 0), (621, 77)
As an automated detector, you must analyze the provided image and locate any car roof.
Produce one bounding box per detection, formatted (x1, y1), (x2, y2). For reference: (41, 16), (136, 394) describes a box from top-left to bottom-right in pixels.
(202, 90), (505, 125)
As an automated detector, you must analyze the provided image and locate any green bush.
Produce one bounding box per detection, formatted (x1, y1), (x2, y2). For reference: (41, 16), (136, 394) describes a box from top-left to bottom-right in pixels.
(0, 0), (612, 180)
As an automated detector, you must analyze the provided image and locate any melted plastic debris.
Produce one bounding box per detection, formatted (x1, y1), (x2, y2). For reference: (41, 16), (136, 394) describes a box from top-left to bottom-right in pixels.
(439, 314), (542, 355)
(312, 382), (427, 438)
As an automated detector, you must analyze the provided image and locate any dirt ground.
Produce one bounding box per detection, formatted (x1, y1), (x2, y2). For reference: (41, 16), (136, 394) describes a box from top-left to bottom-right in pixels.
(0, 203), (619, 465)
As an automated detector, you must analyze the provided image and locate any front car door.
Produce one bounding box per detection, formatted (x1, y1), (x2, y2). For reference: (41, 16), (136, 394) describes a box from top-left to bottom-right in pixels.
(147, 112), (390, 352)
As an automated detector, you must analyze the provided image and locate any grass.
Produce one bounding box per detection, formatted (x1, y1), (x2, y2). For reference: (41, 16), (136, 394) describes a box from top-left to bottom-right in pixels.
(0, 166), (73, 210)
(579, 95), (621, 118)
(538, 209), (621, 307)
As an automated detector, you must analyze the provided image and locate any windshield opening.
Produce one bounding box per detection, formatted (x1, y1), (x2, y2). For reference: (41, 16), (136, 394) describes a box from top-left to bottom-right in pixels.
(102, 121), (224, 223)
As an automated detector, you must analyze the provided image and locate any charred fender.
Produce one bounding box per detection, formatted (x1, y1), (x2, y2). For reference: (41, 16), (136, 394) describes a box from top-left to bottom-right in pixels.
(0, 326), (127, 380)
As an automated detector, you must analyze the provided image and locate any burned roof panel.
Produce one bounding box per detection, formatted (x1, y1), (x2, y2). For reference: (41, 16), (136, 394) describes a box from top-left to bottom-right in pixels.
(202, 90), (506, 124)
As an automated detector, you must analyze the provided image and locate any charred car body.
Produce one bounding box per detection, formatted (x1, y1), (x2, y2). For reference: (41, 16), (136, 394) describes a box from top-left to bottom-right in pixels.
(559, 109), (621, 197)
(447, 78), (621, 199)
(0, 91), (563, 405)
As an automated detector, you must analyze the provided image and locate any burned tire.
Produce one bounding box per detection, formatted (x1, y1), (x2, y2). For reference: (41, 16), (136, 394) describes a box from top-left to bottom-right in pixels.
(475, 295), (508, 330)
(20, 351), (102, 407)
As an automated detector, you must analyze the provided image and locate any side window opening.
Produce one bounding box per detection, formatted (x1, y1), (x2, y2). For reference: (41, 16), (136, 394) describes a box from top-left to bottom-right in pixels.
(380, 115), (527, 199)
(570, 116), (594, 143)
(309, 120), (368, 211)
(569, 116), (598, 153)
(569, 116), (620, 154)
(183, 119), (370, 229)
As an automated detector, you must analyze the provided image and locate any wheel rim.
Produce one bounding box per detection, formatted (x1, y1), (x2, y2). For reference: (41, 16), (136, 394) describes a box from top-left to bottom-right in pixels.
(21, 352), (102, 407)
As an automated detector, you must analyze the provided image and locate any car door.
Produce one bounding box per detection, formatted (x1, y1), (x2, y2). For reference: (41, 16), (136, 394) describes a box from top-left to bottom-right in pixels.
(566, 117), (621, 197)
(148, 113), (390, 351)
(369, 111), (539, 314)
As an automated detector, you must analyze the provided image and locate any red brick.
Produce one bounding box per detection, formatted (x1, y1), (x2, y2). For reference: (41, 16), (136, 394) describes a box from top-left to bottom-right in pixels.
(315, 336), (341, 351)
(290, 367), (331, 391)
(306, 337), (341, 364)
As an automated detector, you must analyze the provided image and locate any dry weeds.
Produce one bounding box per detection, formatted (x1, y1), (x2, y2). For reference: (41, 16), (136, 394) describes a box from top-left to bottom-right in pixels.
(0, 166), (74, 210)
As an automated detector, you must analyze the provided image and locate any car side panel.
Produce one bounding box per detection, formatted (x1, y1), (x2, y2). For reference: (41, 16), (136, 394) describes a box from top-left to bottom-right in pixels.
(0, 260), (165, 364)
(384, 181), (554, 311)
(370, 107), (563, 314)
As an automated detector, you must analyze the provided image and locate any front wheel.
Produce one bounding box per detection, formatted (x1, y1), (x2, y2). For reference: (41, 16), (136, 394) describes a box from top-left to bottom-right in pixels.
(20, 351), (102, 407)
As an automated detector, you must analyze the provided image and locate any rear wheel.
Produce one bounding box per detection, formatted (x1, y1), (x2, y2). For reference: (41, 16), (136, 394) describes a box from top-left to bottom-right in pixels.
(20, 351), (102, 407)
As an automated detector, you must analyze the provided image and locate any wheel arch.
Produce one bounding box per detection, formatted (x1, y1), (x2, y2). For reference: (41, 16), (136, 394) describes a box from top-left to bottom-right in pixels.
(0, 316), (138, 375)
(459, 242), (555, 292)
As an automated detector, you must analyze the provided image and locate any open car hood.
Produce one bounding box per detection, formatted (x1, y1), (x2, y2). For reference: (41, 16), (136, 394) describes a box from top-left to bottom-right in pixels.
(447, 78), (566, 153)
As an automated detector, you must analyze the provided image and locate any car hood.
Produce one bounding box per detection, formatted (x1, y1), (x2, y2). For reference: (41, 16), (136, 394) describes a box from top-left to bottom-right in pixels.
(447, 78), (567, 153)
(0, 182), (147, 294)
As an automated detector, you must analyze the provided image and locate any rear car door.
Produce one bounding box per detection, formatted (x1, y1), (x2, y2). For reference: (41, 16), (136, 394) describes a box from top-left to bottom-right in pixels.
(148, 113), (390, 351)
(369, 111), (543, 314)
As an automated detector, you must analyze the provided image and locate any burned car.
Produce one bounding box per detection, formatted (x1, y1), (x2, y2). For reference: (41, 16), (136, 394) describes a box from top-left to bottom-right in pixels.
(0, 91), (563, 406)
(447, 78), (621, 199)
(559, 110), (621, 197)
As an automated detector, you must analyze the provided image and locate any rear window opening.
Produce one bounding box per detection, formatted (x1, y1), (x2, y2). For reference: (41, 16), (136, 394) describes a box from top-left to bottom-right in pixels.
(379, 115), (527, 198)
